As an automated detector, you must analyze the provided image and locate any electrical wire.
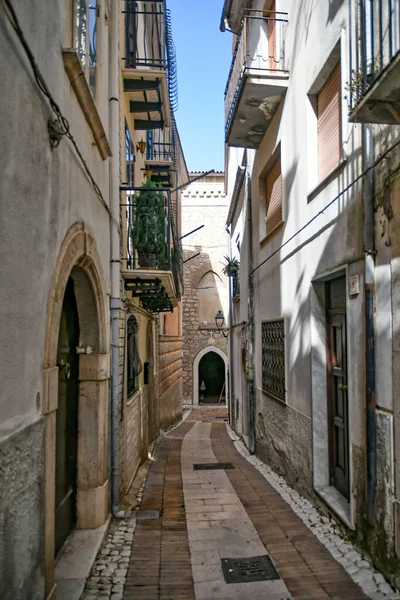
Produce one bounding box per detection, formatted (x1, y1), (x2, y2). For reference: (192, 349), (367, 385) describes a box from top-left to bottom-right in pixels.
(2, 0), (115, 223)
(251, 136), (400, 276)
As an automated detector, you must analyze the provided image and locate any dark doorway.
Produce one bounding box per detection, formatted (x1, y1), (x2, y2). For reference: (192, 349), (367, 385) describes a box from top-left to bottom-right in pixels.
(198, 351), (226, 404)
(55, 277), (80, 557)
(326, 276), (349, 500)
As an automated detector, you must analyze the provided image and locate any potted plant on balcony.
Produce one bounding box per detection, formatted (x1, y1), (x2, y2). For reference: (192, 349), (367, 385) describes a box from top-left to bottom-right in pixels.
(221, 255), (239, 277)
(131, 177), (168, 269)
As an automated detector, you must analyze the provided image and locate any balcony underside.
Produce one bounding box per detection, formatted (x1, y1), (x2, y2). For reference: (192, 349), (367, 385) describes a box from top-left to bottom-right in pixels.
(121, 269), (177, 313)
(122, 68), (170, 129)
(145, 160), (175, 187)
(349, 53), (400, 124)
(226, 71), (288, 148)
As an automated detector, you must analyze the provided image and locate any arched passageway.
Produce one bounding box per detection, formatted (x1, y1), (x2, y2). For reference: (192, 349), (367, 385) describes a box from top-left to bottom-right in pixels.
(198, 351), (226, 404)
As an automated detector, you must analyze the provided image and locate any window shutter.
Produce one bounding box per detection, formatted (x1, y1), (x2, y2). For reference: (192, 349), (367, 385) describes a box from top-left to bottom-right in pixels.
(317, 63), (342, 181)
(266, 158), (282, 236)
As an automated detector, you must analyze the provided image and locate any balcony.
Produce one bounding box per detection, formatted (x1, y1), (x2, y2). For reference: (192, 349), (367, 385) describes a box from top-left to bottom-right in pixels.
(224, 9), (289, 149)
(145, 128), (176, 188)
(120, 185), (182, 313)
(349, 0), (400, 124)
(122, 0), (176, 129)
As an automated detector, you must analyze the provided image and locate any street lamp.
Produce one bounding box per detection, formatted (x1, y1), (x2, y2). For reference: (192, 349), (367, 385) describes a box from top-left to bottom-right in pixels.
(215, 310), (228, 338)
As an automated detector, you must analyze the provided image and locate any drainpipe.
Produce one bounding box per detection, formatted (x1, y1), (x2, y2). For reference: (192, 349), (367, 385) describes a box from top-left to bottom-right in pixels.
(226, 225), (235, 426)
(109, 0), (124, 519)
(246, 171), (255, 454)
(363, 123), (377, 525)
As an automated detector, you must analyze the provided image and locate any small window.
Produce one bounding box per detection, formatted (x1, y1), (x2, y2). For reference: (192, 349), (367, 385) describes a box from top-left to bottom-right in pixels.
(262, 319), (285, 401)
(163, 314), (167, 335)
(265, 157), (282, 237)
(317, 63), (342, 181)
(125, 121), (135, 187)
(127, 316), (142, 397)
(76, 1), (98, 98)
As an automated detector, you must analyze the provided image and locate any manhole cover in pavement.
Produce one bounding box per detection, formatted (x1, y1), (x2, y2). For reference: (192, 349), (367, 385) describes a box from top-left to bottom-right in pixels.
(221, 555), (280, 584)
(193, 462), (235, 470)
(134, 510), (160, 519)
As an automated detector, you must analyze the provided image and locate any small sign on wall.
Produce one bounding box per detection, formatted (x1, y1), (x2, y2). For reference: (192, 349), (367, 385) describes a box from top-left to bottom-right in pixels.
(349, 274), (360, 297)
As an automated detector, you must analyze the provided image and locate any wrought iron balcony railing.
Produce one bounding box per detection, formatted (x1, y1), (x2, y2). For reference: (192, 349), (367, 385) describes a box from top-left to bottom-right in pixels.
(349, 0), (400, 111)
(146, 128), (175, 162)
(122, 0), (178, 112)
(224, 9), (288, 135)
(121, 185), (183, 306)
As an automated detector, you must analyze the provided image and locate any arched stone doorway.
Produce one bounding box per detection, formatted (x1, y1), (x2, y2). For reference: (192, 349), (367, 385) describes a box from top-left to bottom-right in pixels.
(198, 351), (226, 404)
(192, 346), (228, 406)
(42, 224), (109, 596)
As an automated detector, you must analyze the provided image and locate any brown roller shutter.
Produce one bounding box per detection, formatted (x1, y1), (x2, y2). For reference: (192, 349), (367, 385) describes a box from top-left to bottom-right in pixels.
(317, 63), (342, 181)
(266, 157), (282, 236)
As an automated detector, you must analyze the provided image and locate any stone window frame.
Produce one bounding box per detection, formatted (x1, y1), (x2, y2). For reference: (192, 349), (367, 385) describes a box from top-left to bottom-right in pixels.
(127, 315), (142, 398)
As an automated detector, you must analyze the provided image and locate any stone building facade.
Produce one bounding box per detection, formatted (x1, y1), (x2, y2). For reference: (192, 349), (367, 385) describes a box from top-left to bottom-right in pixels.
(181, 172), (229, 406)
(0, 2), (186, 597)
(221, 0), (400, 583)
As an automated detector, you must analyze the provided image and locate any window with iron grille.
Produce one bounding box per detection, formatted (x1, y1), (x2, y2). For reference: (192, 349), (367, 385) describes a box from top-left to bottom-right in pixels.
(127, 316), (142, 397)
(232, 269), (240, 298)
(261, 319), (285, 401)
(76, 1), (98, 98)
(125, 121), (135, 187)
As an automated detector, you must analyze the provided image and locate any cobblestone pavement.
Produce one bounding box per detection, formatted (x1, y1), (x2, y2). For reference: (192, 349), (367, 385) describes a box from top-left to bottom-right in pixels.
(81, 409), (399, 599)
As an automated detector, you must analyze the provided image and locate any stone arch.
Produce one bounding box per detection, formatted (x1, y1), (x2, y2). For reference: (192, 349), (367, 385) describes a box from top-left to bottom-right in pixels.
(193, 346), (228, 406)
(198, 270), (224, 327)
(42, 223), (110, 596)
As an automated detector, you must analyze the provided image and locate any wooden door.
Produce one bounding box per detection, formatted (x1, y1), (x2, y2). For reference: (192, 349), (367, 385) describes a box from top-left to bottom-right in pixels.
(326, 278), (349, 500)
(55, 278), (80, 556)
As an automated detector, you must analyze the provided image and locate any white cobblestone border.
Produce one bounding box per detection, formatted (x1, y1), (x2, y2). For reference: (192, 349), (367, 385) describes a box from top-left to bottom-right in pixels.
(80, 483), (145, 600)
(226, 425), (400, 600)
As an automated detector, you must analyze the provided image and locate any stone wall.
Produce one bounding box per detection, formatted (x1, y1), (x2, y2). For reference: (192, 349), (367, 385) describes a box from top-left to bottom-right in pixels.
(182, 249), (228, 403)
(159, 336), (183, 428)
(0, 419), (45, 600)
(255, 386), (314, 500)
(181, 173), (229, 404)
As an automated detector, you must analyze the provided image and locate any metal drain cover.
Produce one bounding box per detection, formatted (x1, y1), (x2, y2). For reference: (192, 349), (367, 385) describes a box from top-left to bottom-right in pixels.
(134, 510), (160, 520)
(193, 462), (235, 470)
(221, 555), (280, 584)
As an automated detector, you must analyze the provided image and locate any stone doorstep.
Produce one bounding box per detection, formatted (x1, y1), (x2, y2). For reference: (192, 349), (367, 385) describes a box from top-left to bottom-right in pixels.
(54, 516), (111, 600)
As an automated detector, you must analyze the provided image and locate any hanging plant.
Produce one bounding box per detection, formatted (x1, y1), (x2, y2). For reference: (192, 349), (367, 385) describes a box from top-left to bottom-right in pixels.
(131, 177), (168, 269)
(221, 255), (240, 277)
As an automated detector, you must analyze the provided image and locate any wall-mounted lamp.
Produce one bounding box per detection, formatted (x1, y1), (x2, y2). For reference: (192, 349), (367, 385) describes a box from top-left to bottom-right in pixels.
(215, 310), (228, 338)
(137, 139), (146, 155)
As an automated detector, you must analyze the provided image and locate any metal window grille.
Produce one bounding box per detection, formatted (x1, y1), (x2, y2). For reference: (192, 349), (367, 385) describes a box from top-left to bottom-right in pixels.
(261, 319), (285, 401)
(76, 1), (97, 98)
(125, 121), (135, 187)
(232, 270), (240, 298)
(127, 316), (142, 396)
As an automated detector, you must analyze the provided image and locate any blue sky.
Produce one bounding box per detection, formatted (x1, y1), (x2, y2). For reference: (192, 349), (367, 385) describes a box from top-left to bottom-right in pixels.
(167, 0), (233, 172)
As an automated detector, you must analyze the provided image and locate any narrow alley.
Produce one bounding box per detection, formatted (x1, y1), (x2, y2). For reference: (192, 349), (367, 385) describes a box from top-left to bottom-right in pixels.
(80, 410), (379, 600)
(3, 1), (400, 598)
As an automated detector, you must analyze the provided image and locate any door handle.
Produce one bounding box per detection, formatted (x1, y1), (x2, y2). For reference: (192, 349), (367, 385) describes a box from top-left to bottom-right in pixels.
(338, 383), (348, 391)
(59, 359), (71, 380)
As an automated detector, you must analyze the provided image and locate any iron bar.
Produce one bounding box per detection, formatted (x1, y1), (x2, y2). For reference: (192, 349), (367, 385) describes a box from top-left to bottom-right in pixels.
(180, 225), (205, 240)
(173, 169), (215, 193)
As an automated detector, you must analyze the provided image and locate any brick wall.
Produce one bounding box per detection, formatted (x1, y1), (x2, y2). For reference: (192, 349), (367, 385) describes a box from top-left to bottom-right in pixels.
(159, 336), (182, 428)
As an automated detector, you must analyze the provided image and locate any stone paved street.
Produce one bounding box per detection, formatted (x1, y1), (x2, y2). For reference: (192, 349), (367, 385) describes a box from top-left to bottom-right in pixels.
(81, 410), (399, 600)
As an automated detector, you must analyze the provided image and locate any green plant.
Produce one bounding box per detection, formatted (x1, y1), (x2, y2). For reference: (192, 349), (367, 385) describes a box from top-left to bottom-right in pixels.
(131, 177), (168, 269)
(221, 255), (239, 277)
(345, 58), (381, 100)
